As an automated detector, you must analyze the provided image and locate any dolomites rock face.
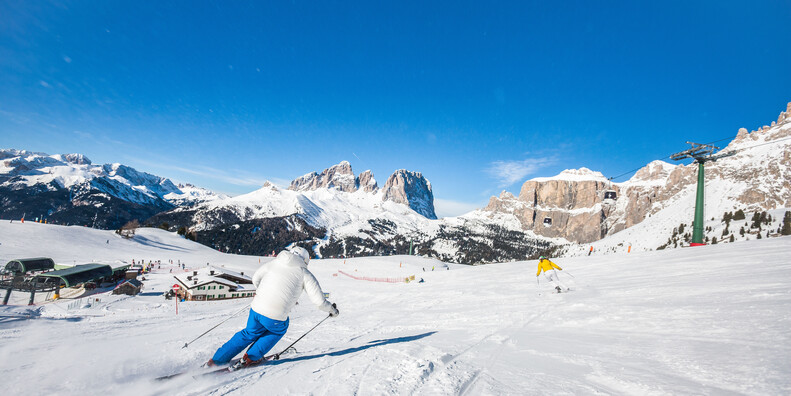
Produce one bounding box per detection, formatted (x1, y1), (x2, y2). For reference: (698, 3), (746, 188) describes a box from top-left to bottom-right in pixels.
(507, 169), (613, 243)
(483, 102), (791, 244)
(289, 161), (357, 192)
(288, 162), (436, 219)
(357, 170), (378, 193)
(381, 170), (437, 219)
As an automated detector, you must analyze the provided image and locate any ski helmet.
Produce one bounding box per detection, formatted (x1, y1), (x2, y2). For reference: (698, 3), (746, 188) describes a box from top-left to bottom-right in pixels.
(289, 246), (311, 265)
(539, 256), (546, 260)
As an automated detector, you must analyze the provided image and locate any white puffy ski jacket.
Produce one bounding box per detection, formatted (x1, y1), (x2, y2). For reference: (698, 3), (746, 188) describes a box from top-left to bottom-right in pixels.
(250, 250), (333, 321)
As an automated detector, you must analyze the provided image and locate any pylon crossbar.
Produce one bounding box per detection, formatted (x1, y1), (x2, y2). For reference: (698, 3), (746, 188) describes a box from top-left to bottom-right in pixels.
(670, 141), (720, 162)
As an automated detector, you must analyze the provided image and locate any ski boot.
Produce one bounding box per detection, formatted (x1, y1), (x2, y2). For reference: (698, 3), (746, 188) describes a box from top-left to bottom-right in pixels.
(201, 359), (217, 368)
(229, 353), (265, 371)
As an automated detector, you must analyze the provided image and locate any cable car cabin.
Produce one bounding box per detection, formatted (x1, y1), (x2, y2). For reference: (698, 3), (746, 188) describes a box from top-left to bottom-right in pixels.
(543, 217), (552, 227)
(603, 190), (617, 200)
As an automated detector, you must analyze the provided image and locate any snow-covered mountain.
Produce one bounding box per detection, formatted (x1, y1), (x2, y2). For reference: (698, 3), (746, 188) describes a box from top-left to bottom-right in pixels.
(287, 161), (436, 219)
(149, 163), (557, 263)
(0, 149), (226, 228)
(481, 101), (791, 251)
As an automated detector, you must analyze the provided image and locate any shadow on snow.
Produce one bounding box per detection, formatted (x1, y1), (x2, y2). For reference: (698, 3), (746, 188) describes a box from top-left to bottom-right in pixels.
(270, 331), (437, 365)
(131, 235), (191, 252)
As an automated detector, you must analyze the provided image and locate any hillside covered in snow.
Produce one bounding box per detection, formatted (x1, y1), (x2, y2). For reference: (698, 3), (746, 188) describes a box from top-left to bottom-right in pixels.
(0, 149), (225, 229)
(0, 221), (789, 395)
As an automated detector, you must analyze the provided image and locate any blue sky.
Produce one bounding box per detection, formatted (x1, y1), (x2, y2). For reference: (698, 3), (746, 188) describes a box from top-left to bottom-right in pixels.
(2, 1), (790, 217)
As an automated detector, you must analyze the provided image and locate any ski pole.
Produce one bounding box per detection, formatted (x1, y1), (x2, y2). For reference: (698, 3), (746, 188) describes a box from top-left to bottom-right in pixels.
(182, 304), (250, 348)
(535, 276), (541, 296)
(561, 270), (575, 278)
(271, 307), (334, 360)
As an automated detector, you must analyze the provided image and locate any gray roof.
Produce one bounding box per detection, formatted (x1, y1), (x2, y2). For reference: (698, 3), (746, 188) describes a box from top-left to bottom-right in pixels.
(4, 257), (55, 273)
(117, 278), (143, 288)
(34, 264), (113, 287)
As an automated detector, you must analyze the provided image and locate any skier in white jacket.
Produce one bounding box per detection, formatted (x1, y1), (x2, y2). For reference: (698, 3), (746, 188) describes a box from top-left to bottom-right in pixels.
(205, 246), (338, 370)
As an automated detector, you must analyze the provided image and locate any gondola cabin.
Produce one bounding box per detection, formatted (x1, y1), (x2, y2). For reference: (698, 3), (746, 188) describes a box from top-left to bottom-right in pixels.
(604, 190), (617, 200)
(543, 217), (552, 227)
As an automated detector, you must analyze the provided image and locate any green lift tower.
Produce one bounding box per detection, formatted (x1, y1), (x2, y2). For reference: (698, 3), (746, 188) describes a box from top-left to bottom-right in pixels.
(670, 142), (735, 246)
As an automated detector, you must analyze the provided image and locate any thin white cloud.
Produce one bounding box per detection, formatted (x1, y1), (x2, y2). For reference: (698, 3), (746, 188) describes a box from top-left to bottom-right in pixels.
(486, 156), (556, 187)
(434, 198), (484, 218)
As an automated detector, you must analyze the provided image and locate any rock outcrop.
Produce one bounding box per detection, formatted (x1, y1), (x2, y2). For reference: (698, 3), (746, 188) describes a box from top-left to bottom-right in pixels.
(485, 168), (613, 242)
(381, 170), (437, 219)
(288, 162), (436, 219)
(357, 170), (378, 193)
(288, 161), (357, 192)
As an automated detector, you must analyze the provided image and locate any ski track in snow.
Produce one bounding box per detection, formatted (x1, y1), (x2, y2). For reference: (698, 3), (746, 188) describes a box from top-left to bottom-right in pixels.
(0, 222), (790, 395)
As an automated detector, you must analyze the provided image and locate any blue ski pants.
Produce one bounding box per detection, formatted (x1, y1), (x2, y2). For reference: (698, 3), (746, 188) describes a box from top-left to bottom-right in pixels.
(212, 309), (289, 364)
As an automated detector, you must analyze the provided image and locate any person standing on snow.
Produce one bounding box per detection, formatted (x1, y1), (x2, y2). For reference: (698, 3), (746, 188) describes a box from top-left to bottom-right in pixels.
(536, 256), (568, 293)
(205, 246), (339, 370)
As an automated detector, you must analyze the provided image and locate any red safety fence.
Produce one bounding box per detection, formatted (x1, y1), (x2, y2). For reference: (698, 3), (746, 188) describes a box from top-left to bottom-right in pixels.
(337, 270), (413, 283)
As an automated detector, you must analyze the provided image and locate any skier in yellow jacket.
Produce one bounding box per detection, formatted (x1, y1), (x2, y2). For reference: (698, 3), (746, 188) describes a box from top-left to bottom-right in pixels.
(536, 256), (567, 293)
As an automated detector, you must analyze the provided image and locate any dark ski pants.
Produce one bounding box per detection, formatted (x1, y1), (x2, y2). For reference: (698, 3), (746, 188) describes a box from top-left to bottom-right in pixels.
(212, 309), (289, 363)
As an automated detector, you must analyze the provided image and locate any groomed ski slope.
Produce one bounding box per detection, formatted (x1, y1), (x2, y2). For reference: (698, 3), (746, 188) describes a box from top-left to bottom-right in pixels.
(0, 222), (789, 395)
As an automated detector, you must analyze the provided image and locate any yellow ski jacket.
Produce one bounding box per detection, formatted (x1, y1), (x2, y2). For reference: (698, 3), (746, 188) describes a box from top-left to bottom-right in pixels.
(536, 258), (562, 276)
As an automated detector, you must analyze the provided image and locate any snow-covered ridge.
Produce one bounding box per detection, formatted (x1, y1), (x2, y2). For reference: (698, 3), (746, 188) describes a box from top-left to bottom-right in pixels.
(623, 160), (678, 187)
(0, 148), (226, 206)
(529, 167), (608, 183)
(283, 161), (436, 219)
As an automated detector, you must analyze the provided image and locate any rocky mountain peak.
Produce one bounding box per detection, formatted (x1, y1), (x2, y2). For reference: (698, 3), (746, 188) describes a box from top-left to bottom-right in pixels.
(356, 170), (378, 193)
(629, 160), (677, 184)
(732, 102), (791, 146)
(558, 167), (607, 181)
(499, 191), (516, 200)
(288, 161), (357, 192)
(381, 169), (436, 219)
(61, 153), (91, 165)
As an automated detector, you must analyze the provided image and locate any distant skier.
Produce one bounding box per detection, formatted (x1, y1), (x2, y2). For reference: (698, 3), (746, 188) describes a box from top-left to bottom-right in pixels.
(536, 256), (568, 293)
(204, 246), (339, 370)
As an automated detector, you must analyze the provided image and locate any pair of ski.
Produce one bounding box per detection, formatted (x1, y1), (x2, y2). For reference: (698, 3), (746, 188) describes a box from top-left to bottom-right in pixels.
(155, 347), (296, 381)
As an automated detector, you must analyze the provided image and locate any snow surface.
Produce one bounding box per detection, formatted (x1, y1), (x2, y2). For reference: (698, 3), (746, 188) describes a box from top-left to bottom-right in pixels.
(529, 167), (608, 183)
(1, 221), (789, 395)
